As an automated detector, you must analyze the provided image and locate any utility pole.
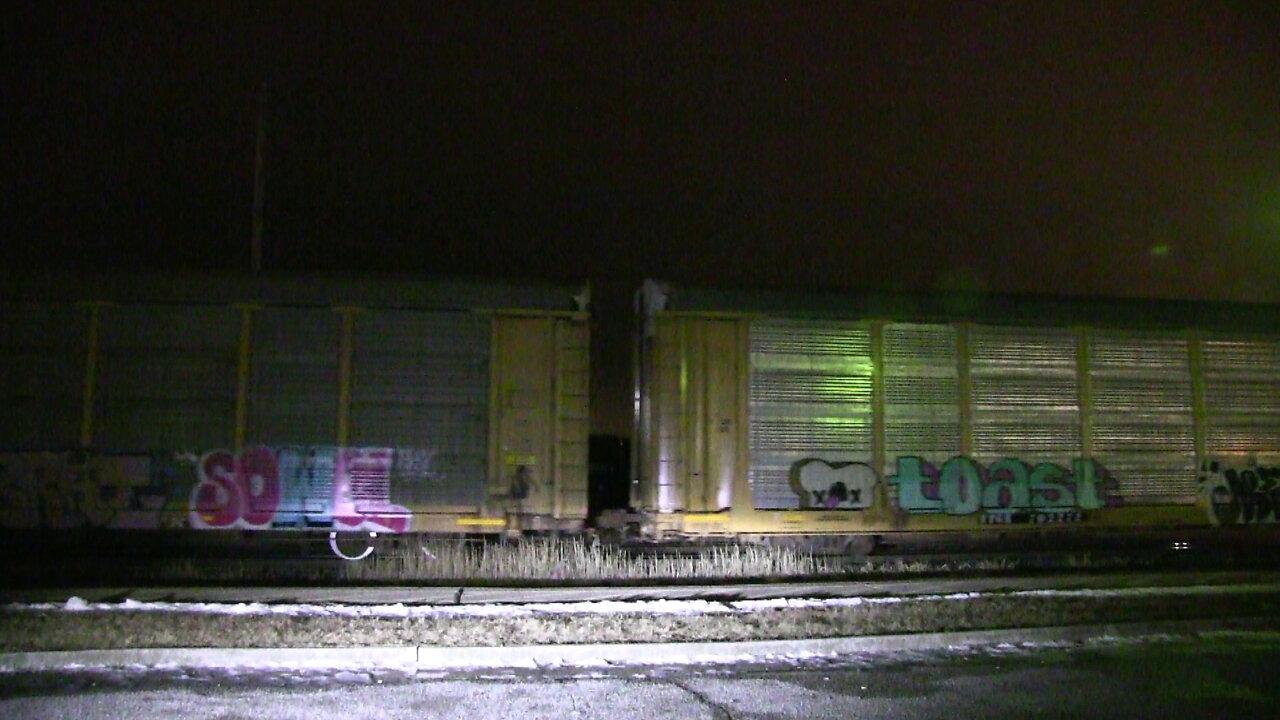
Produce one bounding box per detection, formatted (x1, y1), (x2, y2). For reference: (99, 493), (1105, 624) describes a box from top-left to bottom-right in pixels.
(251, 81), (267, 273)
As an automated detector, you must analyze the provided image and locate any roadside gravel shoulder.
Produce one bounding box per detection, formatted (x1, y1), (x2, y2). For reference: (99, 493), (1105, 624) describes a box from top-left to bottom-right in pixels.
(4, 618), (1280, 673)
(4, 575), (1280, 653)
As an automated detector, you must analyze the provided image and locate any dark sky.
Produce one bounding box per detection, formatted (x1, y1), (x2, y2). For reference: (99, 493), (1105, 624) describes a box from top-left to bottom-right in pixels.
(6, 2), (1280, 434)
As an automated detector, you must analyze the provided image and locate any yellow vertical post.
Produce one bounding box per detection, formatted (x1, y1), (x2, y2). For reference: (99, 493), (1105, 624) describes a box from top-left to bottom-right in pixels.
(551, 318), (563, 520)
(702, 322), (716, 512)
(870, 322), (890, 468)
(956, 322), (972, 456)
(1187, 331), (1208, 462)
(335, 307), (356, 448)
(679, 318), (692, 513)
(1076, 327), (1093, 459)
(733, 319), (751, 520)
(79, 302), (102, 449)
(487, 315), (503, 507)
(233, 305), (255, 453)
(870, 320), (888, 519)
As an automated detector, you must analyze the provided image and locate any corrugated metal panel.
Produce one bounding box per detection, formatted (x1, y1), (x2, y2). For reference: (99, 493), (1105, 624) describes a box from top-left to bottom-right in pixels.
(883, 323), (960, 458)
(751, 322), (872, 357)
(1091, 456), (1197, 501)
(748, 319), (873, 509)
(752, 373), (872, 405)
(1207, 424), (1280, 453)
(1088, 329), (1196, 503)
(1091, 376), (1194, 412)
(1202, 335), (1280, 457)
(248, 308), (341, 446)
(970, 325), (1080, 462)
(1202, 337), (1280, 409)
(0, 302), (85, 450)
(971, 325), (1078, 369)
(969, 422), (1082, 455)
(350, 309), (489, 508)
(750, 418), (873, 452)
(1091, 423), (1195, 451)
(95, 304), (238, 451)
(972, 376), (1080, 410)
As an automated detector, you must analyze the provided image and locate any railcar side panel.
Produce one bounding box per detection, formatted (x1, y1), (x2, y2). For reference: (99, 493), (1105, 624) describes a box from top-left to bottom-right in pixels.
(0, 302), (85, 451)
(1199, 335), (1280, 526)
(636, 316), (746, 521)
(0, 279), (588, 536)
(634, 290), (1280, 538)
(487, 314), (590, 531)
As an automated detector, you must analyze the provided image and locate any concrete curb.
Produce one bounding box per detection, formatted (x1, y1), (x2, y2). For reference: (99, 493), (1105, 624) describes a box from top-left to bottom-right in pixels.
(3, 617), (1277, 673)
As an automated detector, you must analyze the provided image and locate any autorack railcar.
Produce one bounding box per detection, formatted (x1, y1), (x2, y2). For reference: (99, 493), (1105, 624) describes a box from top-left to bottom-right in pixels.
(630, 280), (1280, 547)
(0, 271), (589, 553)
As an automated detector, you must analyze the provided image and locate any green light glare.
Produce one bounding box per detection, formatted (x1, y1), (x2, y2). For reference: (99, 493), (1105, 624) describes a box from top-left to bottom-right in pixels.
(796, 415), (873, 429)
(1149, 244), (1170, 257)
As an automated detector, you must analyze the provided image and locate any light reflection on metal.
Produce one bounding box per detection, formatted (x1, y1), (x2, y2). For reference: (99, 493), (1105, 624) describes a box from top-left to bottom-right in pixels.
(749, 319), (876, 508)
(328, 531), (376, 561)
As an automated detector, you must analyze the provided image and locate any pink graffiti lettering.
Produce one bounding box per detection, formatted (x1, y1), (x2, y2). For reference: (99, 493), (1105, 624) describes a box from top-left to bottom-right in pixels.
(332, 448), (410, 533)
(190, 447), (282, 529)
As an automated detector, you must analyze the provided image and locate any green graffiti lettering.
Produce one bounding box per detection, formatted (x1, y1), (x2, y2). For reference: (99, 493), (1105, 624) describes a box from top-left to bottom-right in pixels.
(939, 457), (981, 515)
(888, 457), (942, 513)
(982, 458), (1029, 509)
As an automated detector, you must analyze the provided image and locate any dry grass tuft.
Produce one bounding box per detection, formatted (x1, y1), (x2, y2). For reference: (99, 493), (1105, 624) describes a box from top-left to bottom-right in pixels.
(343, 537), (846, 583)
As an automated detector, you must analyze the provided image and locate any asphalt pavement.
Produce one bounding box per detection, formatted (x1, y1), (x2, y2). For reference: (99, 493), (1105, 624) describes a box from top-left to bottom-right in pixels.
(3, 570), (1279, 673)
(2, 615), (1278, 673)
(5, 630), (1280, 719)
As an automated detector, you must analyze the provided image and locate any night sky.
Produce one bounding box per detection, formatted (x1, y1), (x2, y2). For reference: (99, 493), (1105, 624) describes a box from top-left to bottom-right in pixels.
(6, 2), (1280, 434)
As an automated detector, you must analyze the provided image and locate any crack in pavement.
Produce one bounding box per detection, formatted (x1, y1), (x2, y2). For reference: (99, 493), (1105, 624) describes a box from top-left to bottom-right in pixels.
(669, 679), (736, 720)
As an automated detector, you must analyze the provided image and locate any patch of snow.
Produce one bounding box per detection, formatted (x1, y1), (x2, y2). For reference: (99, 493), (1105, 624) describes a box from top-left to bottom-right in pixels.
(6, 583), (1259, 620)
(1010, 584), (1269, 598)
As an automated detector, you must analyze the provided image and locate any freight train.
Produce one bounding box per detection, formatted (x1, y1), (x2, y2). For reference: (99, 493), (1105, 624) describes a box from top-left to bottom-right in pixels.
(0, 272), (589, 559)
(2, 272), (1278, 559)
(629, 280), (1280, 550)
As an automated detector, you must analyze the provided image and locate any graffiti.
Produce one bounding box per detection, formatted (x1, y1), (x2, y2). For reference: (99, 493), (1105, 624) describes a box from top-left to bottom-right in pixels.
(791, 459), (875, 510)
(888, 455), (1120, 520)
(86, 455), (170, 528)
(981, 510), (1084, 525)
(332, 447), (410, 533)
(188, 446), (412, 532)
(274, 446), (336, 527)
(0, 446), (425, 532)
(0, 453), (175, 529)
(388, 448), (446, 507)
(190, 447), (283, 529)
(393, 448), (438, 479)
(1200, 458), (1280, 525)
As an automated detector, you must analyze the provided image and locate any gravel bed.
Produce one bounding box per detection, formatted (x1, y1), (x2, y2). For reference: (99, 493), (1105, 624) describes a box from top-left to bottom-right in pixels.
(5, 590), (1280, 652)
